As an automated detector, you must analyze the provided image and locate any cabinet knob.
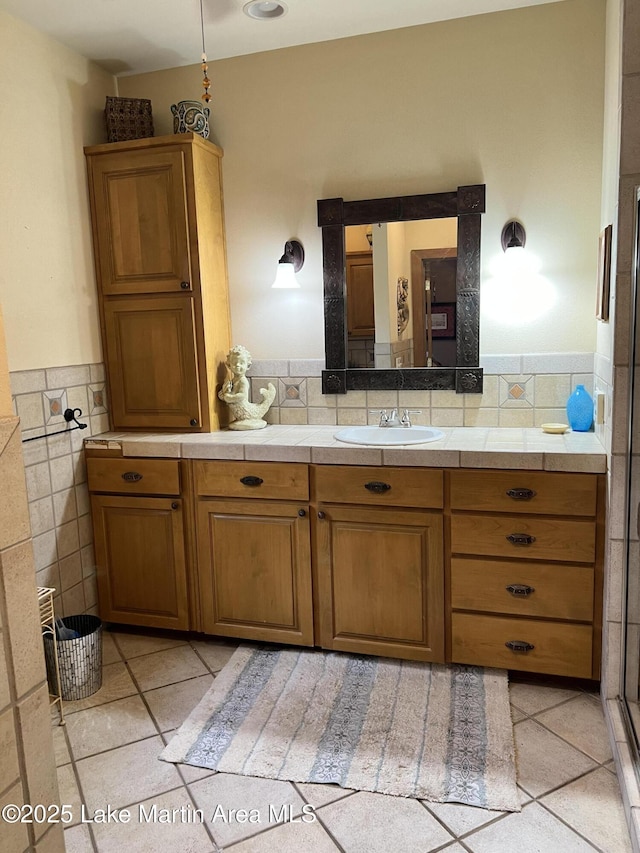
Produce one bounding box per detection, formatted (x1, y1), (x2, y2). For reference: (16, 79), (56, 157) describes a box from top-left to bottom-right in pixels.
(506, 488), (536, 501)
(317, 511), (326, 519)
(171, 502), (179, 510)
(364, 481), (391, 494)
(298, 509), (306, 517)
(180, 281), (191, 290)
(506, 584), (535, 597)
(190, 418), (198, 427)
(506, 533), (536, 546)
(505, 640), (535, 653)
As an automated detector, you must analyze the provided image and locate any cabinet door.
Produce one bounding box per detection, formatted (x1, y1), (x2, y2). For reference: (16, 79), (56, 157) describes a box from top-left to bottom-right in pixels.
(88, 147), (192, 295)
(316, 505), (444, 661)
(91, 495), (189, 630)
(346, 252), (374, 336)
(104, 295), (202, 430)
(197, 499), (314, 645)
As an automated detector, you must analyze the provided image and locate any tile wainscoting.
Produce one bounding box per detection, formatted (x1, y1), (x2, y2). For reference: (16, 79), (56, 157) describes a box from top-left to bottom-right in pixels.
(248, 352), (598, 429)
(10, 363), (109, 620)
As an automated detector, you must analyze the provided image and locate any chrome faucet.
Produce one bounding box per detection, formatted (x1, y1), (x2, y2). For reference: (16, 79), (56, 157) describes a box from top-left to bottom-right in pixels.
(370, 408), (422, 427)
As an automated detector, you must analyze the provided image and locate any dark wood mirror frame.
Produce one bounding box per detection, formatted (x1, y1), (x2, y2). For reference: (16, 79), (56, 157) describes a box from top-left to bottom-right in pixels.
(317, 184), (485, 394)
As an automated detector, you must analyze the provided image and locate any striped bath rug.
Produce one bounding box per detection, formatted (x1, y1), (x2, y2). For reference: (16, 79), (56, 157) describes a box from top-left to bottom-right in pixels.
(160, 645), (519, 812)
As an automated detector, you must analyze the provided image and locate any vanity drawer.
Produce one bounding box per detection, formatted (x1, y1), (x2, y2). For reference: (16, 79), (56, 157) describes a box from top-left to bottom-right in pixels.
(449, 470), (598, 516)
(87, 458), (180, 495)
(194, 460), (309, 500)
(450, 514), (596, 563)
(313, 465), (443, 508)
(450, 558), (594, 621)
(451, 612), (593, 678)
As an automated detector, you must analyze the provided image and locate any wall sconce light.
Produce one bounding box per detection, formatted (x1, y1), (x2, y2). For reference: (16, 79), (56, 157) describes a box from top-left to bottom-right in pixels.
(272, 239), (305, 288)
(483, 217), (556, 323)
(501, 220), (526, 253)
(365, 226), (373, 247)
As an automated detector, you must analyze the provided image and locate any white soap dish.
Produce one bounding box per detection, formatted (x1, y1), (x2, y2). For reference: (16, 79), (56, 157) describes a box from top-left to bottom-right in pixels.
(541, 423), (569, 434)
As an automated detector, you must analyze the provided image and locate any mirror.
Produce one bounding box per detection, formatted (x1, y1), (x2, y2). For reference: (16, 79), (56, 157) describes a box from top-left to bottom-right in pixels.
(317, 185), (485, 394)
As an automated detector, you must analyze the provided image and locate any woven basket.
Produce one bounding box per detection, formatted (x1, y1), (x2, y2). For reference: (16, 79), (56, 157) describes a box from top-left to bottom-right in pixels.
(104, 96), (154, 143)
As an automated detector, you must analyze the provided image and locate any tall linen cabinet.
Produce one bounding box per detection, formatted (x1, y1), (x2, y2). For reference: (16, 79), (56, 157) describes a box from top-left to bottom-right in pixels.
(84, 133), (231, 431)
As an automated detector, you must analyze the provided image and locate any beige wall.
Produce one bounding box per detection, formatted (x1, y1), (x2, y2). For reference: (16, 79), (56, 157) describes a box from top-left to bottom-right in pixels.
(119, 0), (605, 360)
(0, 11), (115, 372)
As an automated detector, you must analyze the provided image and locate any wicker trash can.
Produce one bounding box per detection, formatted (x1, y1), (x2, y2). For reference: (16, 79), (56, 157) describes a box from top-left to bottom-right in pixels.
(44, 615), (103, 701)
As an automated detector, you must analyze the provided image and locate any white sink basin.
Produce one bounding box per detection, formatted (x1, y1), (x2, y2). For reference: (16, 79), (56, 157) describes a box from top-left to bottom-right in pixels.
(334, 425), (445, 446)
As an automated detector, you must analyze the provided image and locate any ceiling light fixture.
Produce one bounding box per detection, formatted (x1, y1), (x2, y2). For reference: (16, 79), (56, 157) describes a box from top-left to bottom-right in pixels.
(243, 1), (288, 21)
(199, 0), (211, 104)
(272, 240), (304, 289)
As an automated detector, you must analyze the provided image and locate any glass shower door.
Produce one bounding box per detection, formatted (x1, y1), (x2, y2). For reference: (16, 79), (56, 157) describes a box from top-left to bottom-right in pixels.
(622, 188), (640, 749)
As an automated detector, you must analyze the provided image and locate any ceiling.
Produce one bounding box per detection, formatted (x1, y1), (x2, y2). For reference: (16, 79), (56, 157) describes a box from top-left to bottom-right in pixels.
(0, 0), (562, 76)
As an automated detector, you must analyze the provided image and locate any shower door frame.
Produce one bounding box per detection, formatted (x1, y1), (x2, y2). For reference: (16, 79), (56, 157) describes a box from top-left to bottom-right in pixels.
(621, 186), (640, 766)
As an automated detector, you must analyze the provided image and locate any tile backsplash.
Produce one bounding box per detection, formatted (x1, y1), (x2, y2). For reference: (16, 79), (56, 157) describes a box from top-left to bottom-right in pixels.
(10, 363), (108, 620)
(248, 352), (597, 430)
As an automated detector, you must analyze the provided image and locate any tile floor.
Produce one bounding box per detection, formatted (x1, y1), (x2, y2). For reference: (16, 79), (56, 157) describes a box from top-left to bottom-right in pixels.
(53, 629), (633, 853)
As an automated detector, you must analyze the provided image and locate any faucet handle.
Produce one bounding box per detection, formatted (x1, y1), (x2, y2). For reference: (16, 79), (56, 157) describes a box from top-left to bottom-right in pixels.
(369, 409), (389, 426)
(401, 409), (422, 427)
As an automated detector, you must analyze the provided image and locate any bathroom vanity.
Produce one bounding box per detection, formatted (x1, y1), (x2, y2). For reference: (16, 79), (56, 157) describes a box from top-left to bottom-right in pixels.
(85, 426), (605, 681)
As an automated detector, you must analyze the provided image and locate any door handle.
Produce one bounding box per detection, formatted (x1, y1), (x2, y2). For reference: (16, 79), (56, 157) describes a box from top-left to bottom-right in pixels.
(506, 488), (536, 501)
(506, 584), (535, 597)
(240, 476), (264, 487)
(505, 640), (535, 653)
(506, 533), (536, 546)
(364, 481), (391, 494)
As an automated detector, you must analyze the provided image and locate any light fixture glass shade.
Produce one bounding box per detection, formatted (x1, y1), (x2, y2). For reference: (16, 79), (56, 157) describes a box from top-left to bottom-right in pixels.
(272, 261), (300, 288)
(502, 243), (527, 270)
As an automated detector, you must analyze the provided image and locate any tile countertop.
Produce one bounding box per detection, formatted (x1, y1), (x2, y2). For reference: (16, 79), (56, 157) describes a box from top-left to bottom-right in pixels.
(84, 425), (607, 474)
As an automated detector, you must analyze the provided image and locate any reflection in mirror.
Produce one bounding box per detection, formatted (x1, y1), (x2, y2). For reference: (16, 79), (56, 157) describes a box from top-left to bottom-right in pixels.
(318, 185), (485, 394)
(345, 219), (458, 369)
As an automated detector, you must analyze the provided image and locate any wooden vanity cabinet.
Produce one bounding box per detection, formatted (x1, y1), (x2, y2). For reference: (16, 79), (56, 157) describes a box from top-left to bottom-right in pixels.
(87, 457), (190, 630)
(85, 134), (231, 432)
(312, 465), (445, 662)
(449, 469), (603, 679)
(85, 451), (605, 680)
(194, 461), (314, 646)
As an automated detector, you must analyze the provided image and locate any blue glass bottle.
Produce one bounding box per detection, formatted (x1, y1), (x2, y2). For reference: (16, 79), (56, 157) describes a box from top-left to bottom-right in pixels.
(566, 385), (593, 431)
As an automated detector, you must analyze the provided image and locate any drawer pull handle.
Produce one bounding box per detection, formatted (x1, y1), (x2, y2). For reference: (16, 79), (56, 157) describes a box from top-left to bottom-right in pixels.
(298, 509), (306, 517)
(505, 640), (535, 653)
(180, 281), (191, 290)
(506, 584), (535, 597)
(240, 475), (264, 487)
(506, 488), (536, 501)
(122, 471), (142, 482)
(318, 511), (326, 519)
(364, 481), (391, 494)
(506, 533), (536, 546)
(171, 502), (179, 510)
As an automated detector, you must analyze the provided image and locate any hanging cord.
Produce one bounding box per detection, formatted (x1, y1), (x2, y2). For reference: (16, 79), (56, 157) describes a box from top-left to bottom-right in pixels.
(200, 0), (212, 103)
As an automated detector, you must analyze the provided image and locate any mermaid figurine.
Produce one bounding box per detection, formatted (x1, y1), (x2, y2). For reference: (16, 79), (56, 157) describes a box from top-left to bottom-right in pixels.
(218, 345), (276, 430)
